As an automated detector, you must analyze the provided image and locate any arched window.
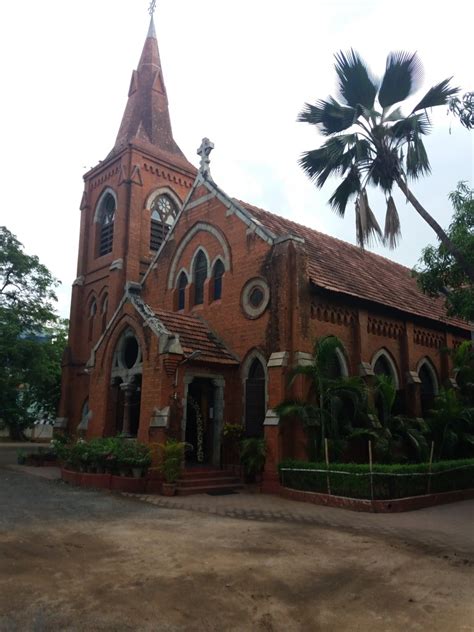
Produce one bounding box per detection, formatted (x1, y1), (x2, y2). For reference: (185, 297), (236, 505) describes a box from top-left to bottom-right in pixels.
(101, 294), (108, 333)
(178, 272), (187, 311)
(194, 251), (208, 305)
(419, 362), (438, 417)
(245, 358), (266, 438)
(213, 260), (225, 301)
(88, 299), (97, 342)
(150, 194), (178, 251)
(373, 350), (401, 416)
(97, 193), (116, 257)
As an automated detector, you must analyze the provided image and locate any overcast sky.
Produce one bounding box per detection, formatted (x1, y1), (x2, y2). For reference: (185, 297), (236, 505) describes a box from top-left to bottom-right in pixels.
(1, 0), (472, 317)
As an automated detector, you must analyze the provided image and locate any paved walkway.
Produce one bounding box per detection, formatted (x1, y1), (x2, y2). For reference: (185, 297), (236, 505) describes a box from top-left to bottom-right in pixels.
(3, 455), (473, 559)
(126, 490), (474, 557)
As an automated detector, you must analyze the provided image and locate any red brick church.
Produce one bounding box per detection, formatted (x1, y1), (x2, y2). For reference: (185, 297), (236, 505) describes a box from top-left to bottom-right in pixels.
(57, 15), (471, 490)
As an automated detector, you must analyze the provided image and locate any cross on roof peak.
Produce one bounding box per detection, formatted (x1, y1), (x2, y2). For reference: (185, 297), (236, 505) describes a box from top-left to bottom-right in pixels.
(197, 138), (215, 180)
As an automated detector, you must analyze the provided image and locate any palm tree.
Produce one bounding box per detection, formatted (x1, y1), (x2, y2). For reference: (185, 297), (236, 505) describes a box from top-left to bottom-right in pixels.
(373, 374), (429, 462)
(275, 335), (365, 459)
(298, 50), (474, 282)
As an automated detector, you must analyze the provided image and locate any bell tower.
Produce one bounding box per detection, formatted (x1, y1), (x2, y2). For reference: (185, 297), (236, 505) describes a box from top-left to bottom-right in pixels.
(57, 10), (196, 431)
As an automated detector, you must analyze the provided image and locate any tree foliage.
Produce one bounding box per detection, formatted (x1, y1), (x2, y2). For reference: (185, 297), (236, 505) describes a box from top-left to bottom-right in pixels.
(448, 91), (474, 130)
(415, 183), (474, 322)
(298, 50), (474, 282)
(0, 227), (67, 438)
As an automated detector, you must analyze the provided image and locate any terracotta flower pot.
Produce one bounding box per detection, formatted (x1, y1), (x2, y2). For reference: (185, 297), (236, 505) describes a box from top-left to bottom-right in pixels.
(162, 483), (176, 497)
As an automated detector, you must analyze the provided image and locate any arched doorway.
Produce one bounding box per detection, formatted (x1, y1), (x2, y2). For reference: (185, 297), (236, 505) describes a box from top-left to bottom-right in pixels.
(245, 358), (266, 438)
(109, 329), (143, 437)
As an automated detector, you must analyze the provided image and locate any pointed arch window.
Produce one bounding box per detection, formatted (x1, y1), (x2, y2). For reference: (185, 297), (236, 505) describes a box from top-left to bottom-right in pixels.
(101, 294), (109, 333)
(212, 260), (225, 301)
(88, 299), (97, 342)
(194, 251), (207, 306)
(98, 193), (116, 257)
(150, 194), (178, 251)
(178, 272), (187, 311)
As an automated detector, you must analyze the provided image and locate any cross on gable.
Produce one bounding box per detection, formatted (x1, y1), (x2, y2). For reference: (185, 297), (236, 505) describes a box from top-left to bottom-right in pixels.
(197, 137), (215, 179)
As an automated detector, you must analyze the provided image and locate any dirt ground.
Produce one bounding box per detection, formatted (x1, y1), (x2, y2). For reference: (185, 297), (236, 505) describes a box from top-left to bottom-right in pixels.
(0, 469), (473, 631)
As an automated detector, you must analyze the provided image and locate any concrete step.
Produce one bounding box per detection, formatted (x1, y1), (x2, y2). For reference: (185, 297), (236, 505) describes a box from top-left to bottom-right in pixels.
(177, 482), (243, 496)
(181, 469), (237, 480)
(177, 476), (241, 488)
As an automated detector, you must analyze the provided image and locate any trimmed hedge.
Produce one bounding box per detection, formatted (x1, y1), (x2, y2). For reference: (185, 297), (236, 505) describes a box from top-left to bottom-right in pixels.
(278, 459), (474, 500)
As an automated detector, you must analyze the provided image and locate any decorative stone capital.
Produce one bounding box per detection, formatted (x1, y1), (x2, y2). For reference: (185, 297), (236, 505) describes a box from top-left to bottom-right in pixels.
(267, 352), (289, 368)
(161, 334), (184, 356)
(263, 409), (280, 426)
(150, 406), (170, 428)
(125, 280), (141, 294)
(359, 362), (375, 377)
(110, 258), (124, 271)
(54, 417), (68, 429)
(294, 351), (313, 367)
(406, 371), (422, 385)
(72, 276), (85, 287)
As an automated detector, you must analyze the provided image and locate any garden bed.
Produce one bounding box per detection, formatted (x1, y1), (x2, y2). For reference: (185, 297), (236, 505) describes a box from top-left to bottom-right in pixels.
(280, 486), (474, 513)
(278, 458), (474, 509)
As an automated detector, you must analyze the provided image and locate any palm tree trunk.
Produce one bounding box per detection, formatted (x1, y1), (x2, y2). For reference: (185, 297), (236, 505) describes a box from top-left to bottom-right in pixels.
(395, 176), (474, 283)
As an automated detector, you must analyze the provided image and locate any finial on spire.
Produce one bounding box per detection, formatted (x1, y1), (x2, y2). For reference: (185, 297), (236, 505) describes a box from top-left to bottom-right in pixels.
(148, 0), (157, 16)
(197, 138), (215, 180)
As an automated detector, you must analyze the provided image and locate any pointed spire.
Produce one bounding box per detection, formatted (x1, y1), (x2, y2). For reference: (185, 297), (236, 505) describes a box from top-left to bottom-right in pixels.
(107, 13), (190, 167)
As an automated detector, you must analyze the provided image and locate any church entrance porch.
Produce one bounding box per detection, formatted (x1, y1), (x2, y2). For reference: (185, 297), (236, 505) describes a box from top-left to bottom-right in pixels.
(183, 375), (225, 468)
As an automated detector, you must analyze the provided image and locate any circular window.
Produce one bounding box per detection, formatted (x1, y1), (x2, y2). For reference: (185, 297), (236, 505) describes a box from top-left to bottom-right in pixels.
(241, 278), (270, 319)
(249, 287), (264, 308)
(123, 337), (139, 369)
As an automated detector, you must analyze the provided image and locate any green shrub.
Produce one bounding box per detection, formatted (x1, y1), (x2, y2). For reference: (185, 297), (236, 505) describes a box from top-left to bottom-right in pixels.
(278, 458), (474, 499)
(159, 440), (185, 483)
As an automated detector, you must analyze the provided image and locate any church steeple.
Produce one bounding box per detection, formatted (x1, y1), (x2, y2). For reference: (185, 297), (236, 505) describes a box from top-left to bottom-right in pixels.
(109, 15), (188, 163)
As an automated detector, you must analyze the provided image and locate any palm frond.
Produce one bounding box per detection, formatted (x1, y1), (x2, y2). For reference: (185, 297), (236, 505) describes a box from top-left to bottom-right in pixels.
(383, 106), (404, 122)
(328, 166), (360, 217)
(378, 51), (423, 108)
(384, 195), (401, 248)
(334, 49), (377, 109)
(412, 78), (459, 113)
(298, 98), (356, 135)
(391, 112), (432, 141)
(355, 190), (383, 247)
(406, 136), (431, 179)
(313, 335), (346, 377)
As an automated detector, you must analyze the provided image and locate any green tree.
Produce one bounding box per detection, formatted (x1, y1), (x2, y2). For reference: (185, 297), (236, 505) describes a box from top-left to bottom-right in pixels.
(427, 388), (474, 460)
(276, 335), (365, 459)
(298, 50), (474, 282)
(448, 91), (474, 130)
(0, 227), (66, 439)
(415, 183), (474, 322)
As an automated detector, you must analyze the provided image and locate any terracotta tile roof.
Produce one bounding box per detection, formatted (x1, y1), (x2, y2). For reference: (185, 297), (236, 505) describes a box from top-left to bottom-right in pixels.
(154, 309), (239, 365)
(237, 200), (470, 331)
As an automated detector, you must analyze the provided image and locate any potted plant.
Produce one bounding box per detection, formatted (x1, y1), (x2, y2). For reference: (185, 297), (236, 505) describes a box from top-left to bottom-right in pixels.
(240, 438), (267, 484)
(222, 423), (244, 472)
(159, 439), (185, 496)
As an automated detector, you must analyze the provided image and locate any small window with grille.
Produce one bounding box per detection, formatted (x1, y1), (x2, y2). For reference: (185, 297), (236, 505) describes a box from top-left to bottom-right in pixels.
(98, 194), (116, 257)
(150, 194), (178, 251)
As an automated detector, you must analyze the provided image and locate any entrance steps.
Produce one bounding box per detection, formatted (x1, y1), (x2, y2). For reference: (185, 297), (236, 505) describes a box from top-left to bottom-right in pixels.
(176, 467), (243, 496)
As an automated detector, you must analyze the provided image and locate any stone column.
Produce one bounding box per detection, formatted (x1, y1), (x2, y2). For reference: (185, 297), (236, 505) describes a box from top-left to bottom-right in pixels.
(120, 381), (137, 436)
(262, 352), (289, 493)
(212, 377), (225, 468)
